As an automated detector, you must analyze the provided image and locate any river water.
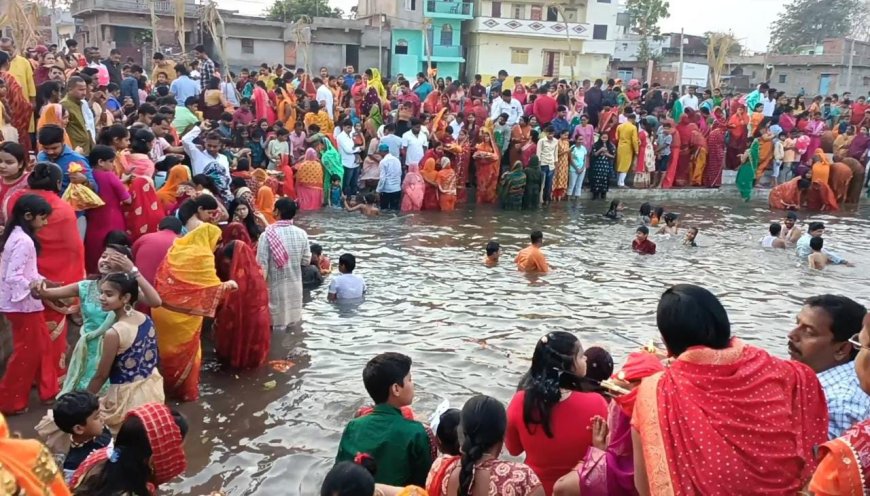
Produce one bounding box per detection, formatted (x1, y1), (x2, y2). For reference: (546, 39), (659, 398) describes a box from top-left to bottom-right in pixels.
(8, 199), (870, 495)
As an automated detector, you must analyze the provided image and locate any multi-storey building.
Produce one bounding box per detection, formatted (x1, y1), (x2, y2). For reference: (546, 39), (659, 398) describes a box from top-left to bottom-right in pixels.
(465, 0), (625, 82)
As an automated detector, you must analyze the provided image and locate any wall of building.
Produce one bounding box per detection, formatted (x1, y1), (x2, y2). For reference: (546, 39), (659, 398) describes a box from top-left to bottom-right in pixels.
(727, 63), (870, 96)
(391, 29), (424, 78)
(221, 38), (287, 71)
(466, 32), (609, 81)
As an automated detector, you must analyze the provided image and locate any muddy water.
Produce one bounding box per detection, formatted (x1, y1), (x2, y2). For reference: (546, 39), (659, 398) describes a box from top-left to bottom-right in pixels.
(9, 200), (870, 495)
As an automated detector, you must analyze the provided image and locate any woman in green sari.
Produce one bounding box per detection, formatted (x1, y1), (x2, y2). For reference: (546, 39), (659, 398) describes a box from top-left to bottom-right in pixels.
(321, 139), (345, 202)
(736, 138), (761, 201)
(500, 161), (527, 210)
(523, 156), (543, 210)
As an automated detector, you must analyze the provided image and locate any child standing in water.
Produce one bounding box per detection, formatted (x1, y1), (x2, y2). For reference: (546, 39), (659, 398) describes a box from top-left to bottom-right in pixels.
(808, 237), (827, 270)
(632, 226), (656, 254)
(328, 175), (343, 208)
(683, 227), (699, 247)
(484, 241), (501, 267)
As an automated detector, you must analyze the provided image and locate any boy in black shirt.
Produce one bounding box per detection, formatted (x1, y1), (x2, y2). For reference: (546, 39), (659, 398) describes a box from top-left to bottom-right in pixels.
(53, 391), (113, 482)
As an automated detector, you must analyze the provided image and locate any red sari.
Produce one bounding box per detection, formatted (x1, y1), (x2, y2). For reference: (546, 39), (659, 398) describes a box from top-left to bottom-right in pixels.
(674, 117), (694, 187)
(768, 177), (839, 211)
(704, 124), (726, 187)
(474, 131), (500, 204)
(420, 150), (442, 211)
(0, 72), (33, 155)
(9, 189), (85, 378)
(453, 139), (472, 203)
(214, 241), (270, 369)
(633, 339), (828, 495)
(726, 111), (749, 170)
(661, 129), (681, 189)
(124, 177), (163, 242)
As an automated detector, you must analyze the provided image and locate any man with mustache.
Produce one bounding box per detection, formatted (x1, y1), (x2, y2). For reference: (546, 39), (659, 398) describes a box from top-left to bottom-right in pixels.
(788, 295), (869, 439)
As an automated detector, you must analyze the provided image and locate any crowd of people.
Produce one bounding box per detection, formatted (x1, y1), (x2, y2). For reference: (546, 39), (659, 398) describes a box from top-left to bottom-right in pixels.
(0, 37), (867, 495)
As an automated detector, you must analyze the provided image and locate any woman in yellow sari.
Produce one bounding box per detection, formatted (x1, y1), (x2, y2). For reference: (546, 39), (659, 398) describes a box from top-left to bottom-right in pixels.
(303, 101), (334, 136)
(276, 86), (297, 131)
(152, 224), (236, 401)
(35, 103), (72, 150)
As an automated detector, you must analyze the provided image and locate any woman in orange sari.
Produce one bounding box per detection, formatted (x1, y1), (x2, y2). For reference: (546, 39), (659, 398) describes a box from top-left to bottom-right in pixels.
(152, 224), (236, 401)
(597, 105), (618, 142)
(436, 157), (457, 211)
(754, 125), (775, 180)
(473, 121), (500, 204)
(420, 149), (441, 211)
(768, 177), (839, 211)
(295, 148), (324, 210)
(689, 125), (708, 186)
(633, 284), (828, 495)
(811, 148), (831, 186)
(255, 184), (277, 224)
(510, 116), (533, 167)
(303, 101), (334, 137)
(276, 86), (297, 131)
(157, 164), (191, 210)
(214, 240), (270, 369)
(36, 103), (72, 150)
(423, 89), (441, 115)
(0, 413), (71, 495)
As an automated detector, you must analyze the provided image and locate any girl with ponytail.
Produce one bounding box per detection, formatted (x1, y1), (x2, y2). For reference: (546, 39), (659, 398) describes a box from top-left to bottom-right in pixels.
(505, 332), (608, 494)
(426, 395), (542, 496)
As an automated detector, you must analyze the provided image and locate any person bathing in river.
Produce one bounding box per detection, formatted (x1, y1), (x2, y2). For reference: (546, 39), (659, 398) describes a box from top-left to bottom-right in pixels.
(808, 237), (828, 270)
(683, 227), (699, 247)
(796, 222), (853, 266)
(632, 226), (656, 255)
(781, 212), (802, 244)
(762, 223), (788, 249)
(656, 212), (679, 235)
(604, 200), (624, 220)
(484, 240), (501, 267)
(345, 193), (380, 216)
(335, 352), (433, 487)
(327, 253), (366, 302)
(515, 230), (550, 273)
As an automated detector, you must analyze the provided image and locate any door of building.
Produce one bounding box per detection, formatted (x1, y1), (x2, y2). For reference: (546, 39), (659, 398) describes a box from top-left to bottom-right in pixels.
(542, 51), (559, 78)
(819, 74), (832, 95)
(346, 45), (359, 72)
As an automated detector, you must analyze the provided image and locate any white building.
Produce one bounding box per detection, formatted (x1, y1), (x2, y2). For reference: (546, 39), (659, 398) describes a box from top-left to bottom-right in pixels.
(465, 0), (626, 82)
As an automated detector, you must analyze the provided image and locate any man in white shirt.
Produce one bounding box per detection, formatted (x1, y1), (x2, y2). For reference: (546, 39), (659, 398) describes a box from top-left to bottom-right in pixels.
(763, 89), (777, 118)
(336, 119), (362, 196)
(182, 122), (230, 178)
(376, 143), (402, 210)
(537, 125), (558, 204)
(314, 77), (334, 119)
(490, 89), (523, 126)
(679, 86), (699, 111)
(379, 123), (403, 157)
(328, 253), (366, 302)
(401, 119), (429, 167)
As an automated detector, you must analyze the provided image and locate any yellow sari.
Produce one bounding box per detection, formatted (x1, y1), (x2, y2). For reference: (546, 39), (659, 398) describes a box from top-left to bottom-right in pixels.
(152, 224), (230, 401)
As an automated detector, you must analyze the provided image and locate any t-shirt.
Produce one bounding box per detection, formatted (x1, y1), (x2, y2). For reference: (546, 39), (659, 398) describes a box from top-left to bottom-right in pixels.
(328, 273), (366, 300)
(533, 95), (559, 125)
(632, 238), (657, 254)
(380, 134), (403, 157)
(401, 130), (428, 166)
(515, 245), (549, 273)
(61, 426), (113, 483)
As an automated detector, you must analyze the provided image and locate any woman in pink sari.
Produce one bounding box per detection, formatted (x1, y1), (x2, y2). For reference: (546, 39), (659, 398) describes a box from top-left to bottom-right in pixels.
(253, 81), (276, 125)
(803, 112), (826, 165)
(401, 163), (425, 212)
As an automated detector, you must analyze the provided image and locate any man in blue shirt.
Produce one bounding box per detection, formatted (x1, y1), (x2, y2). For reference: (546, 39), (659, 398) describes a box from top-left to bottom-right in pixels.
(121, 64), (142, 107)
(343, 65), (355, 91)
(169, 63), (200, 106)
(36, 124), (96, 194)
(412, 72), (432, 102)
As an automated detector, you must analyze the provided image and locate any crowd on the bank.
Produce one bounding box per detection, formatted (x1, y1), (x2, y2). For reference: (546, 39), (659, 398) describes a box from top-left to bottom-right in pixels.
(0, 35), (867, 495)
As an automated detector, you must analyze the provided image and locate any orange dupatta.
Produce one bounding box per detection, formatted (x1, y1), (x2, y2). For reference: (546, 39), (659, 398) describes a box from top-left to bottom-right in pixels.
(36, 104), (72, 149)
(157, 164), (191, 208)
(809, 420), (870, 496)
(812, 148), (831, 186)
(255, 185), (276, 224)
(0, 413), (71, 495)
(155, 223), (228, 317)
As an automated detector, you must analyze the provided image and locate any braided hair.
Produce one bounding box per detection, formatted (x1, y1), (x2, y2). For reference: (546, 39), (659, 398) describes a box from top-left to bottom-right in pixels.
(457, 395), (506, 496)
(522, 331), (580, 438)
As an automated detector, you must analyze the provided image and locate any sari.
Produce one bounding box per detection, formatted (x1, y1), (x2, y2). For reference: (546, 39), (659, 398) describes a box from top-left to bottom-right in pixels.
(321, 140), (344, 202)
(812, 148), (831, 186)
(214, 241), (270, 369)
(809, 420), (870, 495)
(552, 137), (571, 199)
(420, 152), (441, 211)
(828, 162), (853, 205)
(423, 90), (441, 115)
(523, 157), (543, 210)
(804, 119), (825, 164)
(736, 139), (760, 200)
(436, 159), (457, 211)
(124, 177), (163, 242)
(689, 127), (708, 186)
(0, 72), (32, 155)
(36, 104), (72, 150)
(0, 413), (71, 495)
(401, 164), (425, 212)
(253, 85), (276, 124)
(303, 110), (334, 136)
(474, 127), (500, 204)
(674, 117), (694, 187)
(153, 224), (230, 401)
(633, 339), (828, 496)
(255, 185), (277, 224)
(726, 110), (749, 170)
(500, 161), (526, 210)
(754, 134), (774, 179)
(847, 133), (870, 161)
(295, 148), (324, 210)
(767, 177), (837, 211)
(454, 138), (472, 203)
(278, 154), (296, 199)
(704, 123), (726, 187)
(426, 456), (541, 496)
(156, 164), (191, 209)
(598, 108), (618, 141)
(513, 83), (528, 105)
(842, 157), (865, 204)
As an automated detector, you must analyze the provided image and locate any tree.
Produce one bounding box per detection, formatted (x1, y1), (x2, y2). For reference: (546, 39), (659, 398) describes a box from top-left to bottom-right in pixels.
(706, 32), (738, 89)
(769, 0), (859, 53)
(625, 0), (670, 62)
(265, 0), (343, 22)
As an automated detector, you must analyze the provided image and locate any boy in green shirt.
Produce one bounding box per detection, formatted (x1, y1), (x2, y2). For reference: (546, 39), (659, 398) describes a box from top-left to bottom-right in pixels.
(335, 352), (433, 486)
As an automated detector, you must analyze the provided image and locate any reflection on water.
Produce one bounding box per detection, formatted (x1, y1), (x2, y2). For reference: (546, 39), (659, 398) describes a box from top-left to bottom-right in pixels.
(11, 200), (870, 495)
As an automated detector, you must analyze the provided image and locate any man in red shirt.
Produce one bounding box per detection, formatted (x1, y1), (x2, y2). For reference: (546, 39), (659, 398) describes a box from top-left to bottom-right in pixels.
(632, 226), (657, 255)
(851, 97), (868, 126)
(468, 74), (487, 100)
(533, 88), (558, 127)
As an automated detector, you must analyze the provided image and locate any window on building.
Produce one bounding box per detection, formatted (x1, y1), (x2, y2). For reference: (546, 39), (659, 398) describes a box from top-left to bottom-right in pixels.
(546, 6), (559, 21)
(241, 38), (254, 54)
(778, 74), (787, 84)
(751, 71), (757, 78)
(598, 0), (612, 3)
(491, 1), (501, 17)
(440, 24), (453, 46)
(513, 5), (523, 19)
(530, 4), (542, 20)
(511, 48), (530, 64)
(404, 0), (416, 10)
(395, 39), (409, 55)
(593, 24), (607, 40)
(863, 76), (870, 86)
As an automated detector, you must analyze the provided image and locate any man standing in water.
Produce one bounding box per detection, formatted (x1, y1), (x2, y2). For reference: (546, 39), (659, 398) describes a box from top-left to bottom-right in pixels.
(780, 212), (802, 244)
(515, 231), (549, 273)
(795, 222), (853, 266)
(257, 198), (311, 329)
(788, 295), (869, 438)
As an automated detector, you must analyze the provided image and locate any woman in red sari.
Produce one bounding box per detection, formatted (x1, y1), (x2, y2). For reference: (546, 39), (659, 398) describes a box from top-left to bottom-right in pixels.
(633, 284), (828, 496)
(423, 89), (441, 115)
(0, 52), (33, 155)
(704, 119), (727, 188)
(673, 116), (694, 187)
(436, 157), (457, 211)
(214, 240), (270, 369)
(9, 162), (85, 380)
(473, 122), (500, 204)
(469, 98), (489, 126)
(726, 105), (749, 170)
(510, 116), (533, 167)
(123, 129), (163, 242)
(253, 81), (276, 125)
(598, 105), (618, 142)
(420, 149), (442, 211)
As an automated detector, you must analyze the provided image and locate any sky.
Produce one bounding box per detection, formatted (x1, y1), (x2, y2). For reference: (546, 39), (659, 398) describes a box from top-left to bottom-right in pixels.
(219, 0), (781, 52)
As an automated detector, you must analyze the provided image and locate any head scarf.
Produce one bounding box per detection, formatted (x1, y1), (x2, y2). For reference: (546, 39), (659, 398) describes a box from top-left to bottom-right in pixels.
(368, 68), (387, 101)
(221, 221), (253, 249)
(37, 103), (64, 129)
(154, 223), (227, 316)
(234, 186), (253, 203)
(157, 164), (192, 206)
(402, 163), (424, 188)
(368, 104), (383, 128)
(439, 156), (451, 169)
(254, 185), (276, 224)
(0, 413), (71, 495)
(129, 403), (187, 484)
(304, 147), (319, 162)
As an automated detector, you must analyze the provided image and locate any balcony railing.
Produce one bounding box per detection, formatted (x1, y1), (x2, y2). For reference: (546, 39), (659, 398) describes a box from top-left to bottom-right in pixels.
(431, 44), (462, 58)
(71, 0), (197, 16)
(471, 16), (592, 40)
(425, 0), (473, 18)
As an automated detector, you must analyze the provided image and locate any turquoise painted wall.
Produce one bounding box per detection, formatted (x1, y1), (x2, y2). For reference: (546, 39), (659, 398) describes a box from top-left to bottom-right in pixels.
(391, 29), (422, 78)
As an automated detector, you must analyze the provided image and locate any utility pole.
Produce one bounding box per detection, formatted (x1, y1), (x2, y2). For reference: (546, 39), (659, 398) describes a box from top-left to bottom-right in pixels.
(847, 38), (855, 94)
(678, 28), (684, 94)
(378, 14), (384, 73)
(422, 18), (432, 75)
